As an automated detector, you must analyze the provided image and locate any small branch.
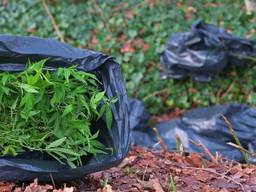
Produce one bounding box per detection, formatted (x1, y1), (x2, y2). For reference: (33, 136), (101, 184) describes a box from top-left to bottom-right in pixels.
(42, 0), (65, 42)
(142, 88), (169, 101)
(220, 80), (235, 99)
(49, 173), (56, 189)
(227, 142), (256, 158)
(230, 53), (256, 63)
(152, 128), (171, 160)
(142, 163), (149, 181)
(175, 134), (184, 155)
(190, 139), (218, 164)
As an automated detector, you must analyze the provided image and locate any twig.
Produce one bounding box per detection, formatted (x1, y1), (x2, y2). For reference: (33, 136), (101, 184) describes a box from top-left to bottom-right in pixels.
(185, 167), (245, 192)
(230, 53), (256, 63)
(222, 168), (232, 179)
(175, 134), (184, 155)
(142, 88), (169, 101)
(49, 173), (56, 189)
(190, 139), (218, 164)
(216, 80), (235, 103)
(152, 140), (161, 148)
(227, 142), (256, 158)
(220, 80), (235, 99)
(142, 163), (149, 181)
(215, 151), (223, 162)
(222, 115), (249, 164)
(152, 127), (168, 154)
(153, 127), (171, 160)
(42, 0), (65, 42)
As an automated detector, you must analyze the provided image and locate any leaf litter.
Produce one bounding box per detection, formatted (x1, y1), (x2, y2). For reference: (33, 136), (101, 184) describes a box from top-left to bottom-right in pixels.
(1, 146), (256, 191)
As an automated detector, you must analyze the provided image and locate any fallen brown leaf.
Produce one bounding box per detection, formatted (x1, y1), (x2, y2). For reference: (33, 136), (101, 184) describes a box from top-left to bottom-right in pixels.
(186, 153), (203, 167)
(53, 186), (74, 192)
(24, 179), (53, 192)
(0, 182), (15, 192)
(151, 178), (164, 192)
(185, 6), (197, 19)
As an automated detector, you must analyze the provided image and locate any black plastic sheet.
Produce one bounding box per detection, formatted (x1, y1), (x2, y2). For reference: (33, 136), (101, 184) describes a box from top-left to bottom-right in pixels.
(132, 104), (256, 163)
(129, 99), (150, 131)
(160, 20), (255, 82)
(0, 35), (130, 182)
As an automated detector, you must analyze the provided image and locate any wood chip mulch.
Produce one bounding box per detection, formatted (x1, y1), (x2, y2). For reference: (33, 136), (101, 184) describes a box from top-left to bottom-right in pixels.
(1, 146), (256, 192)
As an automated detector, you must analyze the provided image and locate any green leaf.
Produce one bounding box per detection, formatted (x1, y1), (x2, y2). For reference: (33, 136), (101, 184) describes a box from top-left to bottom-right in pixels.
(98, 104), (106, 118)
(62, 105), (73, 117)
(1, 86), (12, 95)
(47, 152), (66, 165)
(90, 131), (99, 140)
(63, 69), (71, 82)
(2, 146), (18, 156)
(47, 147), (81, 157)
(28, 110), (40, 117)
(105, 105), (113, 130)
(2, 74), (9, 85)
(50, 84), (65, 106)
(248, 93), (256, 104)
(46, 137), (67, 149)
(11, 97), (19, 109)
(67, 160), (77, 169)
(94, 91), (105, 104)
(0, 59), (111, 168)
(17, 83), (38, 93)
(110, 97), (118, 103)
(90, 91), (105, 113)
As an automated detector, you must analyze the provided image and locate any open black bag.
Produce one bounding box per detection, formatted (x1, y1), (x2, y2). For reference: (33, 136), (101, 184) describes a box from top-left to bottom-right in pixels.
(0, 35), (130, 182)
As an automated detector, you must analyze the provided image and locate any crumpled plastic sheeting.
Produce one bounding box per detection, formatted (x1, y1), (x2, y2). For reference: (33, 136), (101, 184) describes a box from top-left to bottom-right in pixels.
(160, 20), (255, 82)
(0, 35), (130, 182)
(132, 104), (256, 163)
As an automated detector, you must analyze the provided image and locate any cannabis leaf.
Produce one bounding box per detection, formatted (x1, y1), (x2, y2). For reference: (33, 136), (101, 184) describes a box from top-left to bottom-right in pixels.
(0, 60), (116, 168)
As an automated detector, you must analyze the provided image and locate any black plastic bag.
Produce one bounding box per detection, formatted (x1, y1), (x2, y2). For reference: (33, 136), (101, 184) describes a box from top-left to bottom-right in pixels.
(160, 20), (255, 82)
(0, 35), (130, 182)
(129, 99), (150, 131)
(132, 104), (256, 163)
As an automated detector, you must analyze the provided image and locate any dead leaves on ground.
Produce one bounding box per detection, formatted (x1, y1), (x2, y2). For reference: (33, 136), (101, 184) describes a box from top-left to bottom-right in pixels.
(90, 146), (256, 192)
(0, 179), (74, 192)
(1, 146), (256, 191)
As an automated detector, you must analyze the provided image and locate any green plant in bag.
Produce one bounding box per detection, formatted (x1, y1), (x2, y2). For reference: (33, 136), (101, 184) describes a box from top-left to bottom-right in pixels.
(0, 59), (116, 168)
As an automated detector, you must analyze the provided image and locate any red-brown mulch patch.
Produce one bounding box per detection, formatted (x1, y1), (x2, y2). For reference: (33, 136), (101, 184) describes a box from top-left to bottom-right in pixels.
(90, 146), (256, 192)
(1, 146), (256, 191)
